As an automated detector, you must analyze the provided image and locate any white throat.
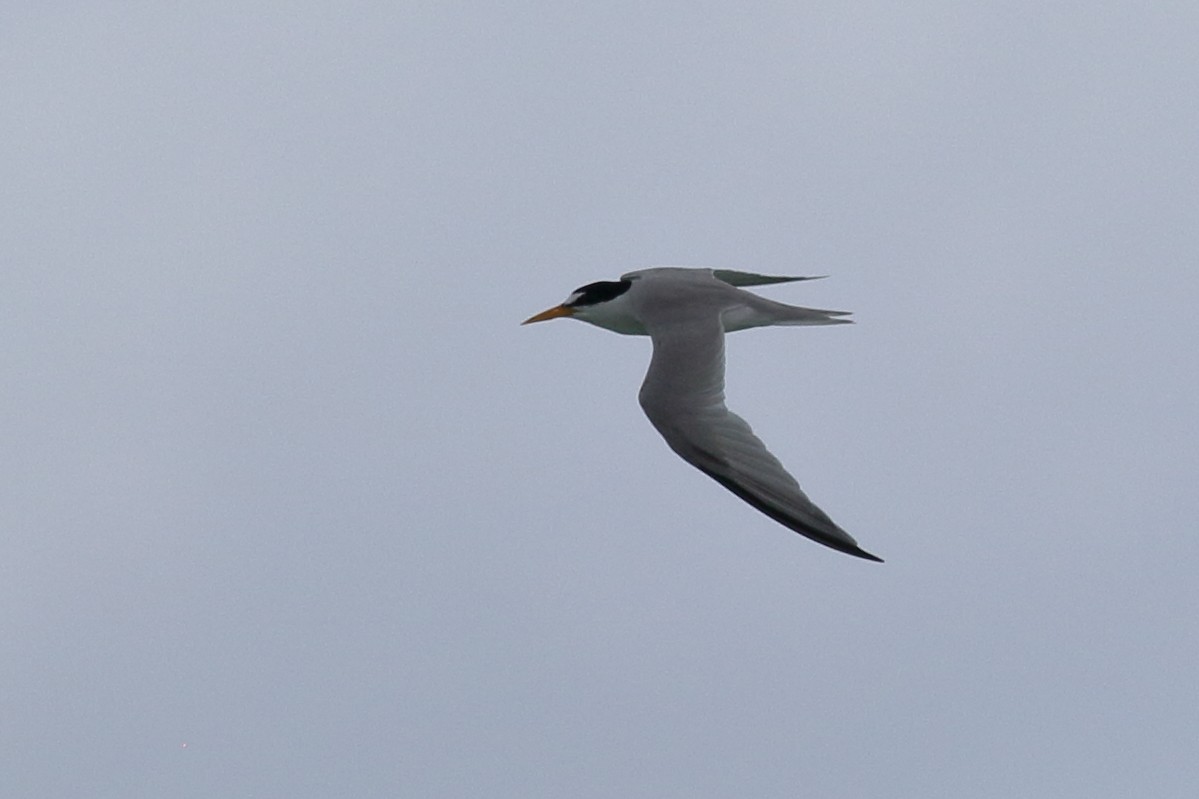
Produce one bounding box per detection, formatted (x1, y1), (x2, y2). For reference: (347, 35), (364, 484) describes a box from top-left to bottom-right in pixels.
(571, 292), (647, 336)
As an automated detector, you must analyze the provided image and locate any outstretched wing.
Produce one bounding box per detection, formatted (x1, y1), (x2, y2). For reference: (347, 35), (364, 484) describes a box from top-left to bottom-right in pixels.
(712, 269), (825, 287)
(636, 314), (882, 561)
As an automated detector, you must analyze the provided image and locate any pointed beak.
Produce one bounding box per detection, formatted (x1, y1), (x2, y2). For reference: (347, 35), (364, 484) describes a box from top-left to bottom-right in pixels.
(521, 304), (575, 325)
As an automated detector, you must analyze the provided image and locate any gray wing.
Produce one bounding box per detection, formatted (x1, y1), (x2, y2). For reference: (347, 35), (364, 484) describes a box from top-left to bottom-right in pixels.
(637, 315), (882, 561)
(712, 269), (826, 287)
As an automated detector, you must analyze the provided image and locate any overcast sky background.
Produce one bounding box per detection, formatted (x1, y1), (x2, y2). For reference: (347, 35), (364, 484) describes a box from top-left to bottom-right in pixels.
(3, 3), (1197, 797)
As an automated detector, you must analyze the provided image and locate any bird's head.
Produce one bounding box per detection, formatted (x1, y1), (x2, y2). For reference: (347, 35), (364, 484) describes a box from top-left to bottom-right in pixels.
(521, 278), (645, 335)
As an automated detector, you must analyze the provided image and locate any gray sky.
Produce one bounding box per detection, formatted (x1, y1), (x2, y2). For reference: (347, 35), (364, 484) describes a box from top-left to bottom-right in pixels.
(4, 2), (1197, 797)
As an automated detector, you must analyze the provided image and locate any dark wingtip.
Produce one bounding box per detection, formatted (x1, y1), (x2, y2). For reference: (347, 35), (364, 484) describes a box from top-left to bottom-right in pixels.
(767, 275), (828, 283)
(695, 465), (884, 562)
(850, 547), (885, 563)
(712, 270), (829, 287)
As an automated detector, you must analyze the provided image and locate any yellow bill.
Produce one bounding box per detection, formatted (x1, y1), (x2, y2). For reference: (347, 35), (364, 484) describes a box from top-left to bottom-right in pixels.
(521, 304), (575, 325)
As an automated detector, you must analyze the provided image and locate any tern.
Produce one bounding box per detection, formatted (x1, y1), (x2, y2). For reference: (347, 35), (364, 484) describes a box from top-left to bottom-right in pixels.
(523, 267), (882, 562)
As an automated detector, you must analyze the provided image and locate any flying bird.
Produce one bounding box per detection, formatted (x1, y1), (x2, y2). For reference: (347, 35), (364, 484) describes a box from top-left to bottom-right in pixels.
(523, 267), (882, 562)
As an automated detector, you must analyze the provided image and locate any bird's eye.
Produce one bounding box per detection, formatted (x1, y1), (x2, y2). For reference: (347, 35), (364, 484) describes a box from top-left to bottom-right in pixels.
(566, 280), (632, 307)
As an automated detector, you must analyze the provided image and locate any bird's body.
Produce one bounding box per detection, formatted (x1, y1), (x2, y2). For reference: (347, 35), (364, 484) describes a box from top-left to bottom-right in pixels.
(523, 267), (881, 562)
